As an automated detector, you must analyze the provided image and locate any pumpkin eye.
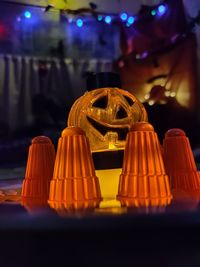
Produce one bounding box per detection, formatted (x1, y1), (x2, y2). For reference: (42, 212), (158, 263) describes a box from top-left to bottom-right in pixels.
(116, 107), (127, 119)
(92, 96), (108, 109)
(124, 95), (135, 106)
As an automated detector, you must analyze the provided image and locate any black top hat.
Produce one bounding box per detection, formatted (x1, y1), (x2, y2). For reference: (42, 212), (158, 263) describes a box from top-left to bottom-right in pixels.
(86, 72), (122, 91)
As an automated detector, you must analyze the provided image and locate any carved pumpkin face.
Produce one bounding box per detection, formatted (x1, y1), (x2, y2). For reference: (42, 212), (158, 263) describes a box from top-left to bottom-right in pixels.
(68, 88), (147, 152)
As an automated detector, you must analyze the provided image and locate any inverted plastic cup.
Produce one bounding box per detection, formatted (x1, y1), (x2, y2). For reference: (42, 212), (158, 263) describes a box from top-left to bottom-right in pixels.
(49, 127), (102, 207)
(21, 198), (51, 215)
(21, 136), (55, 200)
(49, 200), (100, 216)
(117, 122), (172, 205)
(163, 128), (200, 197)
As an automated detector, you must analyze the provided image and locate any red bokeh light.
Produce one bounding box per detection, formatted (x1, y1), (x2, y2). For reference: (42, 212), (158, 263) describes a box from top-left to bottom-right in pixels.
(0, 23), (7, 38)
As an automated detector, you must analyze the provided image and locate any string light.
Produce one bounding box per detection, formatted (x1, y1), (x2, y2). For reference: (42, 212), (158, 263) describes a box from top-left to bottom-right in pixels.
(151, 10), (157, 16)
(170, 92), (176, 97)
(76, 18), (83, 27)
(105, 16), (112, 24)
(164, 91), (171, 97)
(97, 15), (103, 21)
(148, 100), (155, 106)
(127, 16), (135, 24)
(158, 4), (167, 15)
(57, 2), (171, 29)
(24, 11), (31, 19)
(120, 13), (128, 21)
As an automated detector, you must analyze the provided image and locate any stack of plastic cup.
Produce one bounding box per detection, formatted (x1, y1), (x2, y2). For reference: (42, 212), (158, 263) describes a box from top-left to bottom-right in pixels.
(163, 128), (200, 197)
(117, 122), (171, 206)
(21, 136), (55, 201)
(49, 127), (102, 210)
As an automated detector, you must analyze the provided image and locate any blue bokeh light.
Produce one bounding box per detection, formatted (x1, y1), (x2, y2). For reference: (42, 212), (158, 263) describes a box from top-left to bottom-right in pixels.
(24, 11), (31, 19)
(151, 10), (157, 16)
(158, 4), (167, 15)
(127, 16), (135, 25)
(76, 19), (83, 27)
(120, 13), (128, 21)
(97, 15), (103, 21)
(105, 16), (112, 24)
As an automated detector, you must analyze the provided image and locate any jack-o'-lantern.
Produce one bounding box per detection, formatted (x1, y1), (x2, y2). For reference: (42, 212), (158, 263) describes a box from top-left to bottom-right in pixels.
(68, 73), (147, 152)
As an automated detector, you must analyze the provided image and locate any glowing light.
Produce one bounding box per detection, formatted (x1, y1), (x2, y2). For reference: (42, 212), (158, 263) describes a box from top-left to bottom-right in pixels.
(120, 12), (128, 21)
(127, 16), (135, 24)
(105, 16), (112, 24)
(24, 11), (31, 19)
(164, 91), (171, 97)
(97, 15), (103, 21)
(170, 92), (176, 97)
(144, 94), (150, 100)
(151, 10), (157, 16)
(17, 17), (21, 22)
(0, 24), (7, 38)
(158, 4), (167, 15)
(141, 51), (148, 58)
(76, 19), (83, 27)
(96, 168), (121, 198)
(118, 60), (125, 68)
(148, 100), (155, 106)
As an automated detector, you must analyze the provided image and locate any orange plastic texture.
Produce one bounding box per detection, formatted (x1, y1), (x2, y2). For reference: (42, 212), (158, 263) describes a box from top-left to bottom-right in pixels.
(119, 197), (171, 208)
(68, 88), (147, 152)
(21, 136), (55, 200)
(49, 200), (100, 215)
(117, 122), (171, 204)
(48, 126), (102, 205)
(163, 128), (200, 196)
(21, 198), (50, 214)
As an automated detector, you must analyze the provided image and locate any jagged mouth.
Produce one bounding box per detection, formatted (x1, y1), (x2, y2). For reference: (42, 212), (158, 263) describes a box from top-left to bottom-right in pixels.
(87, 116), (129, 140)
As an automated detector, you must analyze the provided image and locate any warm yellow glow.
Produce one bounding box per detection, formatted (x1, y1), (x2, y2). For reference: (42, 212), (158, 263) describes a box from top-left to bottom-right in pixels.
(95, 199), (127, 214)
(96, 168), (121, 199)
(148, 100), (155, 106)
(174, 78), (191, 108)
(164, 91), (171, 97)
(107, 132), (118, 150)
(170, 92), (176, 97)
(144, 93), (150, 100)
(99, 199), (121, 208)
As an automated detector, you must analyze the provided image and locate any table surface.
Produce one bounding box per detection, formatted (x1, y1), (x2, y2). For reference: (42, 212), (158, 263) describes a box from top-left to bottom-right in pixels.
(1, 178), (200, 267)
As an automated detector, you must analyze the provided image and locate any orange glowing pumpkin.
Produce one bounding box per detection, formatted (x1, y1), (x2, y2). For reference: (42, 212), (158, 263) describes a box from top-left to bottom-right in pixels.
(68, 87), (147, 152)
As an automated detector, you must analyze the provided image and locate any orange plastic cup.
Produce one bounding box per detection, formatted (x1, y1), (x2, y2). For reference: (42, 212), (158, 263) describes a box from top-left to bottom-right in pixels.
(21, 136), (55, 200)
(49, 200), (100, 216)
(21, 198), (51, 215)
(163, 128), (200, 196)
(117, 122), (171, 204)
(49, 127), (102, 206)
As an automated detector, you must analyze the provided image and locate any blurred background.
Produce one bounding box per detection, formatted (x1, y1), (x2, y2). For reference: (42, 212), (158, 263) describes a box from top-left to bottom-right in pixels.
(0, 0), (200, 172)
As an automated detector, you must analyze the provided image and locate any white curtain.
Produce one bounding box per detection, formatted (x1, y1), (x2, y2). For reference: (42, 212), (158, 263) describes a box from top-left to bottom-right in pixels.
(0, 55), (113, 131)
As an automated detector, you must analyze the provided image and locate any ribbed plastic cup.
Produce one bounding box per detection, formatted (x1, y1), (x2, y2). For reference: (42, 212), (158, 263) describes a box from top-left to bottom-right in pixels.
(119, 197), (171, 208)
(21, 136), (55, 200)
(117, 122), (172, 204)
(163, 128), (200, 196)
(48, 127), (102, 206)
(21, 198), (51, 215)
(49, 200), (100, 216)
